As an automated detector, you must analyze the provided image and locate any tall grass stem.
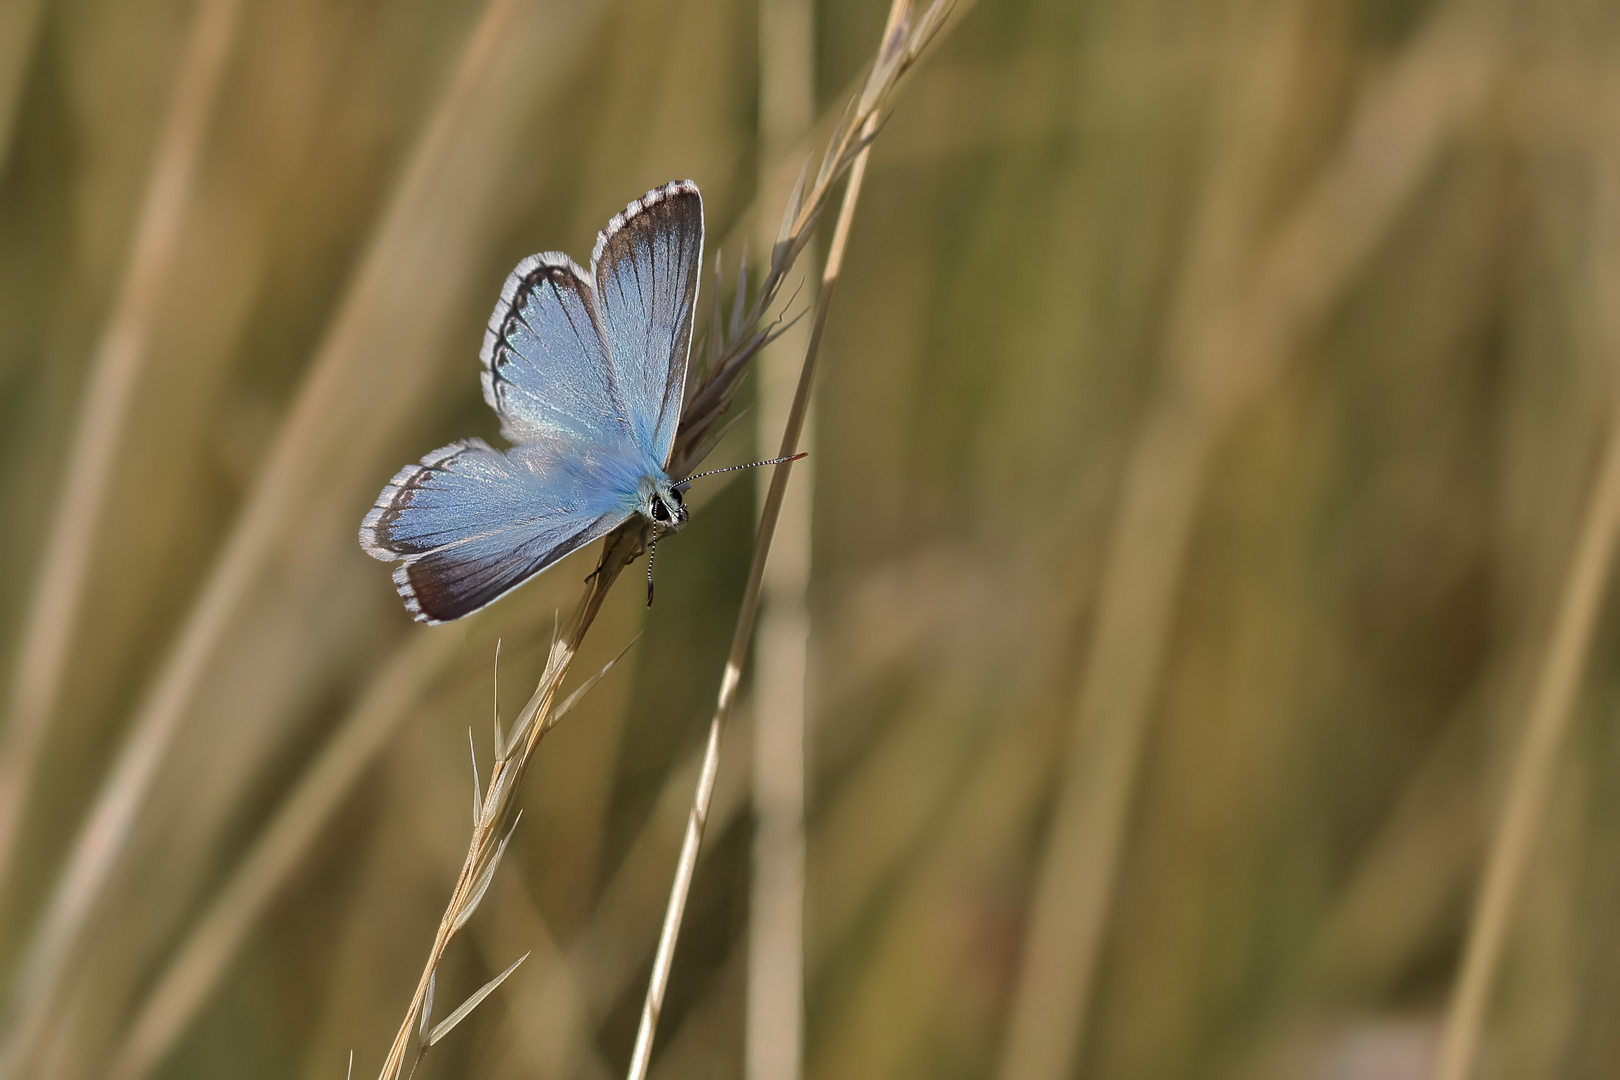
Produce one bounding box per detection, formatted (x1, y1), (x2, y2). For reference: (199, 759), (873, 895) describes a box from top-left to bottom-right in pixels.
(623, 26), (901, 1070)
(748, 0), (816, 1076)
(0, 0), (242, 903)
(996, 12), (1495, 1080)
(1430, 109), (1620, 1080)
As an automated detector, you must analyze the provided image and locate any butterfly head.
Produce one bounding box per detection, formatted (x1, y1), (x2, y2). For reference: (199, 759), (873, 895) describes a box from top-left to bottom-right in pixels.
(643, 478), (689, 531)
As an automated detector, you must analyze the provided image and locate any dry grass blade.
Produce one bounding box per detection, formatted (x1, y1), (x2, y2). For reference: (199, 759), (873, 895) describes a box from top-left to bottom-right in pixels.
(419, 971), (436, 1048)
(0, 0), (242, 900)
(1430, 100), (1620, 1080)
(776, 158), (810, 250)
(541, 636), (640, 736)
(996, 11), (1498, 1080)
(453, 813), (521, 935)
(469, 728), (483, 824)
(426, 952), (529, 1048)
(492, 640), (504, 755)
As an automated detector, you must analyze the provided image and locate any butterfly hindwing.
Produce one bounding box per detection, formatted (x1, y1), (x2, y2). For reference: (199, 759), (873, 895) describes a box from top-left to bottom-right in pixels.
(591, 180), (704, 467)
(360, 438), (632, 624)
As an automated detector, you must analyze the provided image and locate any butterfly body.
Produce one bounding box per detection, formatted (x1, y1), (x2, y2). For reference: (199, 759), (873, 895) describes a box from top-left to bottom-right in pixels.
(361, 180), (704, 624)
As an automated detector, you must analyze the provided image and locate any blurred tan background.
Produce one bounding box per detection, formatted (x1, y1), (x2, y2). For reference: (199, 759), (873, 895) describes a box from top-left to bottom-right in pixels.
(1, 0), (1618, 1078)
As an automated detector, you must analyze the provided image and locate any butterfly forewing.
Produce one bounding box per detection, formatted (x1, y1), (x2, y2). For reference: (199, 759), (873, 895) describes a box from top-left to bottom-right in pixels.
(591, 180), (704, 466)
(480, 254), (626, 445)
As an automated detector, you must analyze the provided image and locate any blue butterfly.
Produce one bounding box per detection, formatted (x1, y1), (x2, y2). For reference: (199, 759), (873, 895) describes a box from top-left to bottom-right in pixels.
(361, 180), (705, 624)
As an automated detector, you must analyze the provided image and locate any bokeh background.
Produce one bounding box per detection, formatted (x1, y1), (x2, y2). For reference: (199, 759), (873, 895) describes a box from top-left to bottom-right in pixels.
(1, 0), (1617, 1078)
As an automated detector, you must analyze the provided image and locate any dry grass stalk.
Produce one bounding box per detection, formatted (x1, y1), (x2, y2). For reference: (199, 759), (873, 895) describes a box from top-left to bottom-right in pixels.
(0, 0), (242, 898)
(748, 0), (817, 1076)
(375, 7), (951, 1076)
(996, 10), (1498, 1080)
(647, 931), (752, 1079)
(1430, 101), (1620, 1080)
(0, 0), (580, 1072)
(627, 3), (952, 1074)
(508, 704), (755, 1078)
(373, 552), (629, 1080)
(668, 0), (951, 479)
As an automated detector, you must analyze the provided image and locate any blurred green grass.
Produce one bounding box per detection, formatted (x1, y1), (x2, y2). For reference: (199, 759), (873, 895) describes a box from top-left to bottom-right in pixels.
(2, 0), (1619, 1078)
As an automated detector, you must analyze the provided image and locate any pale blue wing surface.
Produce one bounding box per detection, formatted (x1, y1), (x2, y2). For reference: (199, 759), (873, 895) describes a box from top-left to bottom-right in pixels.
(479, 254), (630, 446)
(590, 180), (703, 466)
(359, 437), (643, 624)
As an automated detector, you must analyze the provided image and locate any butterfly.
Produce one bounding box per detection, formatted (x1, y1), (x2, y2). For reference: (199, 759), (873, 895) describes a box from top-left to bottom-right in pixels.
(360, 180), (708, 624)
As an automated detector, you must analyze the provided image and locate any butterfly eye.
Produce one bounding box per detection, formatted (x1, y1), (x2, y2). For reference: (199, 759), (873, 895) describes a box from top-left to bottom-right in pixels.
(650, 498), (670, 522)
(669, 487), (684, 508)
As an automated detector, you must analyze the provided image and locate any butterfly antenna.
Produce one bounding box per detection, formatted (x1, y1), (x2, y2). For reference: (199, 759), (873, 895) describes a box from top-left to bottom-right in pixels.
(646, 521), (659, 607)
(676, 452), (808, 489)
